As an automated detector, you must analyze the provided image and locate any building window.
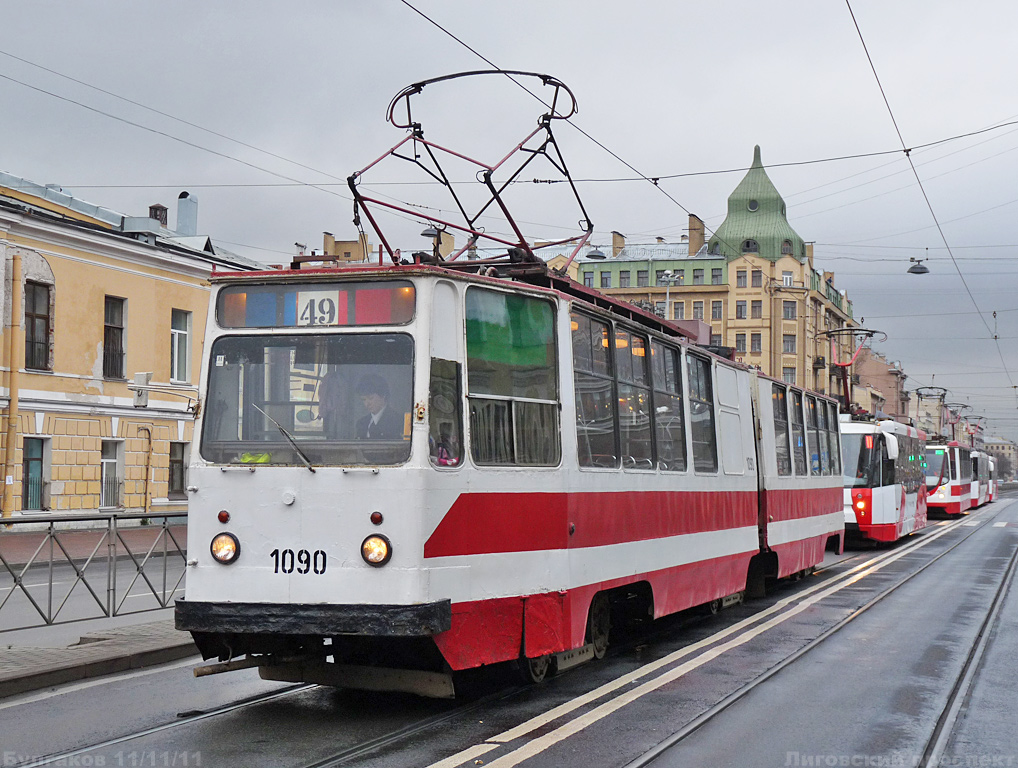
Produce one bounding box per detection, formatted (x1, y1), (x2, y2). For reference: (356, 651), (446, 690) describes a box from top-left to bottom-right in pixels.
(751, 300), (762, 319)
(783, 334), (797, 354)
(100, 440), (122, 508)
(168, 442), (188, 500)
(742, 239), (759, 253)
(783, 367), (797, 384)
(736, 270), (747, 288)
(674, 301), (684, 320)
(170, 309), (191, 383)
(735, 333), (746, 354)
(672, 272), (684, 285)
(25, 282), (51, 371)
(655, 301), (666, 318)
(22, 437), (46, 511)
(752, 270), (763, 288)
(781, 240), (793, 255)
(619, 270), (631, 288)
(692, 301), (704, 320)
(693, 269), (704, 285)
(782, 271), (794, 287)
(736, 301), (747, 319)
(711, 333), (722, 346)
(711, 301), (723, 320)
(783, 300), (797, 320)
(637, 270), (649, 287)
(583, 272), (593, 288)
(751, 333), (762, 353)
(601, 272), (612, 289)
(711, 268), (723, 285)
(655, 270), (667, 285)
(104, 297), (126, 379)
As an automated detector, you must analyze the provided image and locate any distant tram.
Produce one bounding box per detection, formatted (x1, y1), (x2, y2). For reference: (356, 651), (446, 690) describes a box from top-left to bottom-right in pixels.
(175, 264), (845, 697)
(925, 440), (972, 516)
(840, 417), (927, 542)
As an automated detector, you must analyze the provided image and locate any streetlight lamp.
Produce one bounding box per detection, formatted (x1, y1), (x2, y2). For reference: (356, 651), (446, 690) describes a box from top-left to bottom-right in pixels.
(421, 225), (444, 262)
(659, 269), (681, 320)
(907, 257), (929, 275)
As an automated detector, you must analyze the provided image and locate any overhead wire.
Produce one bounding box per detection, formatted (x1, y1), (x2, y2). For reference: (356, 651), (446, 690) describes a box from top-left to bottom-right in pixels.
(843, 0), (1017, 406)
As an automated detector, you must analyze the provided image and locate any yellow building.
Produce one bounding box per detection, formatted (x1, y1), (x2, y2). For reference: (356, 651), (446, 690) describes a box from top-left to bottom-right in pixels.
(0, 173), (262, 517)
(704, 147), (857, 399)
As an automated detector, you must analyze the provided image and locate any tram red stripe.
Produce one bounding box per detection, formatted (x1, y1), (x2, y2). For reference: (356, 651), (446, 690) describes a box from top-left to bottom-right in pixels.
(761, 487), (843, 522)
(423, 490), (757, 558)
(424, 487), (839, 558)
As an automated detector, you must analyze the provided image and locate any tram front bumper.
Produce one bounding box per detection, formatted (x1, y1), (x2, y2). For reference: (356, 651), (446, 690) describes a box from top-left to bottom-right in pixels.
(175, 598), (452, 637)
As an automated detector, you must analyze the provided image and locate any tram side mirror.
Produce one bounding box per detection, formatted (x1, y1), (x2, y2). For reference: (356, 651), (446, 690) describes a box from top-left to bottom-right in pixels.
(884, 434), (899, 461)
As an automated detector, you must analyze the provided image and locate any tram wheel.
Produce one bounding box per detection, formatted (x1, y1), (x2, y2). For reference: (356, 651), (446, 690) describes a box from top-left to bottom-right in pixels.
(522, 654), (553, 684)
(707, 598), (722, 615)
(588, 592), (611, 660)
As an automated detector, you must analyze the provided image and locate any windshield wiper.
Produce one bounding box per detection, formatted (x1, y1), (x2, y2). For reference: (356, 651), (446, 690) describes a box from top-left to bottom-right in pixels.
(251, 403), (316, 473)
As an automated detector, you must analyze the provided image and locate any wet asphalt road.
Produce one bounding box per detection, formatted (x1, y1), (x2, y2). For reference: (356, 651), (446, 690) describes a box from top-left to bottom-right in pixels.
(1, 497), (1016, 768)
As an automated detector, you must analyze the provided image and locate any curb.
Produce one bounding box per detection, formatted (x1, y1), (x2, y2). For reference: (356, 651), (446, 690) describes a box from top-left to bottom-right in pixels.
(0, 641), (198, 699)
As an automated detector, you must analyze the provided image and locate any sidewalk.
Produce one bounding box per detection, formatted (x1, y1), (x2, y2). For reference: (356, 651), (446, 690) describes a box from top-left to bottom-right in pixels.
(0, 618), (196, 698)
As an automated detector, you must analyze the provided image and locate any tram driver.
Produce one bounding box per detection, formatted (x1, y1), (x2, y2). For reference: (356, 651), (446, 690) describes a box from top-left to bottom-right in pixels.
(356, 374), (404, 439)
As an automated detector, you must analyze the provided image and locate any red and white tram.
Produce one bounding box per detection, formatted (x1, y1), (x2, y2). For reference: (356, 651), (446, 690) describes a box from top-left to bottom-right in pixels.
(175, 265), (844, 696)
(839, 417), (927, 543)
(925, 440), (972, 516)
(970, 450), (991, 508)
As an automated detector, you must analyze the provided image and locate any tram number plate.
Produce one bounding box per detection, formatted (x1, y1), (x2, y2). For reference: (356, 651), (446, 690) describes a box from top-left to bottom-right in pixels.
(269, 548), (327, 575)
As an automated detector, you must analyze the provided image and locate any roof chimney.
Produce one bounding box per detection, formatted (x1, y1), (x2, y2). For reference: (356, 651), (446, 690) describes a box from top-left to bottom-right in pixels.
(176, 191), (198, 236)
(148, 204), (168, 226)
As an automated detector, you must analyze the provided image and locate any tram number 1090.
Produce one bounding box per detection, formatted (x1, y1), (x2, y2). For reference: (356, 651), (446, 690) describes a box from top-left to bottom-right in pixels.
(270, 548), (327, 575)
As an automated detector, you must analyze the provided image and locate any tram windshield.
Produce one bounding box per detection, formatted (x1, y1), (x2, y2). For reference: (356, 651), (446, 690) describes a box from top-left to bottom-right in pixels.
(925, 448), (951, 487)
(841, 433), (879, 488)
(200, 333), (414, 466)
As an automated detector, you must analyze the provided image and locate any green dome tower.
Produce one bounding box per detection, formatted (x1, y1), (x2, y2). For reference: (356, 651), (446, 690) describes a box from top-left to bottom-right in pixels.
(707, 146), (806, 262)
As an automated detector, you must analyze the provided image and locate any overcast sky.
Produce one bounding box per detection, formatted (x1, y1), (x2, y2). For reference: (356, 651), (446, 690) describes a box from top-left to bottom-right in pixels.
(4, 1), (1018, 439)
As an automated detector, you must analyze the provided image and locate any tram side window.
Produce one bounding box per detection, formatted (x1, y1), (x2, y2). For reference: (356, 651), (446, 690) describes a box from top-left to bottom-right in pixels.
(652, 341), (686, 472)
(817, 401), (831, 475)
(959, 449), (972, 482)
(573, 313), (618, 468)
(688, 355), (718, 472)
(826, 402), (841, 474)
(881, 439), (895, 485)
(465, 288), (559, 466)
(806, 396), (820, 475)
(790, 391), (808, 476)
(428, 358), (463, 468)
(772, 384), (792, 476)
(616, 329), (653, 469)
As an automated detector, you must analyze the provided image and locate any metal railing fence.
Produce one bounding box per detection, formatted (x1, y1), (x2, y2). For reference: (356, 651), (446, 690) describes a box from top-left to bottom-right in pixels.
(0, 512), (187, 632)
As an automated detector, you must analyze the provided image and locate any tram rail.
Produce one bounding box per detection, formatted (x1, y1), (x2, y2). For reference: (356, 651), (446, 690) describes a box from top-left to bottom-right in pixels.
(620, 505), (1016, 768)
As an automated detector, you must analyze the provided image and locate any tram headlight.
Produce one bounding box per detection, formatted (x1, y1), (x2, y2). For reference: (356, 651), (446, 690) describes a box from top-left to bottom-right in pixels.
(361, 535), (392, 567)
(210, 533), (241, 564)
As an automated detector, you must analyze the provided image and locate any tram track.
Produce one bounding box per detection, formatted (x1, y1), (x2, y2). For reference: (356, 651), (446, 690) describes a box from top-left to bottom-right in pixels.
(620, 503), (1018, 768)
(17, 683), (315, 768)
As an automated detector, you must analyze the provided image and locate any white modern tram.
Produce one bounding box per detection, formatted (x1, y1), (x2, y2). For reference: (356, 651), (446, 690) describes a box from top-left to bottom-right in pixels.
(175, 264), (845, 696)
(840, 417), (927, 543)
(925, 441), (973, 516)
